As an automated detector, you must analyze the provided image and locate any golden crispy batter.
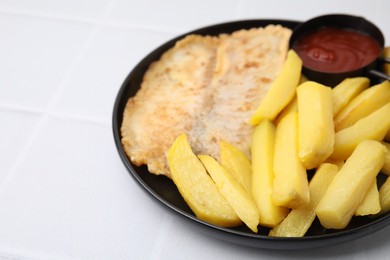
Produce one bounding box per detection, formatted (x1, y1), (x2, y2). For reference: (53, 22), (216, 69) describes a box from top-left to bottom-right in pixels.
(121, 35), (220, 176)
(121, 25), (291, 178)
(189, 25), (292, 160)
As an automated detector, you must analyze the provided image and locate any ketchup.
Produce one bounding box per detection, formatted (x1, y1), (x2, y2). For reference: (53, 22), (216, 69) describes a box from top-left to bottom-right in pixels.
(292, 27), (382, 73)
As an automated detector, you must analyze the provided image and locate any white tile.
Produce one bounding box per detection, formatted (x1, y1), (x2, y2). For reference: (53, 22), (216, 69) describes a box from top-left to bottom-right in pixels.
(0, 117), (166, 259)
(0, 109), (41, 183)
(108, 0), (240, 33)
(238, 0), (389, 44)
(0, 0), (389, 259)
(156, 215), (264, 260)
(159, 213), (390, 260)
(50, 26), (175, 121)
(0, 13), (93, 110)
(0, 0), (111, 20)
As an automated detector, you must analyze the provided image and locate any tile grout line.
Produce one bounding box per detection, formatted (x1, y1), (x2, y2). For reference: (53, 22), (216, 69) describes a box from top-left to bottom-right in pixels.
(0, 103), (110, 126)
(47, 110), (110, 126)
(43, 27), (100, 112)
(102, 20), (182, 34)
(148, 213), (174, 260)
(0, 0), (115, 196)
(0, 114), (49, 195)
(40, 0), (119, 125)
(0, 103), (45, 116)
(0, 245), (54, 260)
(0, 5), (181, 35)
(0, 6), (97, 25)
(101, 0), (118, 20)
(0, 25), (100, 194)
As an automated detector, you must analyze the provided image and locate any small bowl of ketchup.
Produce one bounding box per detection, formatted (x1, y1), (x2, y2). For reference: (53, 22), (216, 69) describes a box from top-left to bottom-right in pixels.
(290, 14), (390, 86)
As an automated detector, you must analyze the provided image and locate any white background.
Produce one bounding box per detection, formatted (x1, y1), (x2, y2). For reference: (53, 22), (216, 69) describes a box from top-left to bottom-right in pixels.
(0, 0), (389, 259)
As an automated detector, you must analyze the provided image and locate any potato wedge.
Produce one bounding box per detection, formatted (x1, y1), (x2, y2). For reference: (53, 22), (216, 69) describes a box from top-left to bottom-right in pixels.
(274, 97), (297, 126)
(251, 119), (289, 227)
(220, 141), (252, 193)
(355, 181), (380, 216)
(334, 80), (390, 132)
(330, 102), (390, 161)
(269, 163), (338, 237)
(382, 142), (390, 175)
(379, 176), (390, 214)
(316, 140), (386, 229)
(324, 159), (344, 169)
(198, 155), (260, 233)
(167, 134), (240, 227)
(297, 81), (334, 169)
(332, 77), (370, 116)
(249, 50), (302, 125)
(273, 112), (310, 209)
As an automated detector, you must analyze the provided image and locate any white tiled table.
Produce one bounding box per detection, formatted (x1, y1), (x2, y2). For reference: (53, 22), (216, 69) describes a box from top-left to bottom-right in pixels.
(0, 1), (389, 259)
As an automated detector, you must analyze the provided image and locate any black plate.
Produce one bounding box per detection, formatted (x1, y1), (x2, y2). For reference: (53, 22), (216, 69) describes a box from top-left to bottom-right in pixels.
(112, 19), (390, 250)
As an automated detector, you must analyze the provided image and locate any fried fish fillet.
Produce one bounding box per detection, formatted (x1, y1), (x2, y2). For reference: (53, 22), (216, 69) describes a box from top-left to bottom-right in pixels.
(121, 35), (220, 176)
(121, 25), (292, 178)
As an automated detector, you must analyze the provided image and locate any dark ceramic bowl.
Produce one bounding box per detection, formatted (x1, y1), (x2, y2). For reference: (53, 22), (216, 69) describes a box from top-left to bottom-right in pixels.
(112, 19), (390, 250)
(289, 14), (389, 86)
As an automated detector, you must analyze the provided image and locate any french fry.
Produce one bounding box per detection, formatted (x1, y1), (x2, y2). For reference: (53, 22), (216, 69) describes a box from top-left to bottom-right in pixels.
(274, 97), (297, 126)
(199, 155), (260, 233)
(316, 140), (386, 229)
(164, 30), (390, 234)
(330, 102), (390, 161)
(273, 112), (310, 209)
(334, 80), (390, 132)
(297, 81), (334, 169)
(167, 134), (241, 227)
(332, 77), (370, 116)
(251, 119), (289, 228)
(379, 176), (390, 214)
(382, 142), (390, 176)
(220, 141), (252, 193)
(269, 163), (338, 237)
(249, 50), (302, 125)
(355, 181), (380, 216)
(324, 159), (345, 169)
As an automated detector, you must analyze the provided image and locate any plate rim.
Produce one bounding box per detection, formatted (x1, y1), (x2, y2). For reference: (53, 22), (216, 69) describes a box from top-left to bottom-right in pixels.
(112, 18), (390, 249)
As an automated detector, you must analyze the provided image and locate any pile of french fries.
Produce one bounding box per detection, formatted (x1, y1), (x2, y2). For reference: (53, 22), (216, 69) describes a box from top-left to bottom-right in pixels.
(167, 50), (390, 237)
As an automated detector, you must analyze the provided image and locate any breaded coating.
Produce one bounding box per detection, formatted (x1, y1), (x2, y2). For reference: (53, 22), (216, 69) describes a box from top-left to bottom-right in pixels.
(121, 25), (291, 178)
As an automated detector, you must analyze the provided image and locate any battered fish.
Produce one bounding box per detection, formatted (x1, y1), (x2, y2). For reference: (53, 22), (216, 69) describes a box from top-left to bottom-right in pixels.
(121, 35), (220, 176)
(121, 25), (291, 178)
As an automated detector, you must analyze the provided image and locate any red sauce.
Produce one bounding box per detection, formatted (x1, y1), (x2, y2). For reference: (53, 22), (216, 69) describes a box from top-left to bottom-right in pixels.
(292, 27), (382, 73)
